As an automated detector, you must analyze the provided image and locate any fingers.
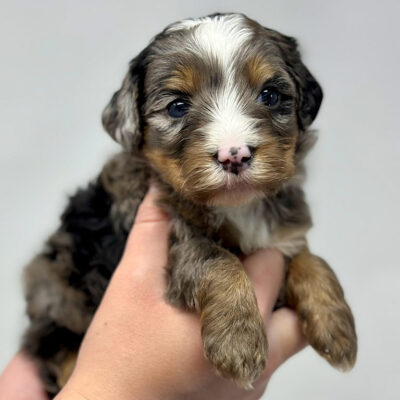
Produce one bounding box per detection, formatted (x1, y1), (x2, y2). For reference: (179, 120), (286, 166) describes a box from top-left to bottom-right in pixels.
(133, 184), (170, 225)
(243, 248), (286, 319)
(265, 308), (307, 375)
(121, 184), (170, 269)
(124, 186), (303, 372)
(0, 353), (48, 400)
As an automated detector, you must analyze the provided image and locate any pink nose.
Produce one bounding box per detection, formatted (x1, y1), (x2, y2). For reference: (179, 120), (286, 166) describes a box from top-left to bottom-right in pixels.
(217, 145), (253, 175)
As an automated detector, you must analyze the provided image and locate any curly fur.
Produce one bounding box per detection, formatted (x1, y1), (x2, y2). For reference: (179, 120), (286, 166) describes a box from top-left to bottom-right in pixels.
(22, 13), (357, 397)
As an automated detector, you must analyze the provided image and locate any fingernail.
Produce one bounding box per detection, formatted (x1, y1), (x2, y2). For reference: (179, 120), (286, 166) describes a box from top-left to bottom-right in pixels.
(147, 181), (160, 194)
(147, 182), (158, 194)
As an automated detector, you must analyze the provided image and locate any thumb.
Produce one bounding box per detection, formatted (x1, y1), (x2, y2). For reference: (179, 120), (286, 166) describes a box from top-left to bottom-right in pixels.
(134, 184), (170, 225)
(121, 184), (170, 268)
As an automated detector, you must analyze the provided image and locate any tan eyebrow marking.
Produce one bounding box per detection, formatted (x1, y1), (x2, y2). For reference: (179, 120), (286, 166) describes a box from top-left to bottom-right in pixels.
(164, 64), (202, 94)
(246, 56), (278, 87)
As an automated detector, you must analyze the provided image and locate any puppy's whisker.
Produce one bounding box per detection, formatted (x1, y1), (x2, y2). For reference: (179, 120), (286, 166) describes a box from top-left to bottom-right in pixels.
(22, 13), (353, 397)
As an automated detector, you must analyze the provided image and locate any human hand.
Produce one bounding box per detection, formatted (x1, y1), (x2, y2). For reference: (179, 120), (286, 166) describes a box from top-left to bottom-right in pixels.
(56, 185), (306, 400)
(0, 186), (306, 400)
(0, 352), (48, 400)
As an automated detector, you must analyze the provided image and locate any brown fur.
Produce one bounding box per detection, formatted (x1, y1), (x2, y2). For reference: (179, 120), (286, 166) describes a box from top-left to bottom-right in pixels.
(21, 13), (356, 396)
(165, 64), (202, 94)
(57, 352), (77, 388)
(166, 215), (267, 387)
(252, 138), (297, 194)
(246, 56), (278, 88)
(286, 250), (357, 369)
(143, 147), (186, 190)
(199, 254), (267, 388)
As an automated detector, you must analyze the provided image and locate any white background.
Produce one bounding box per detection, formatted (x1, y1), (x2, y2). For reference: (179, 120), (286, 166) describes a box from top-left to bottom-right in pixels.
(1, 1), (399, 399)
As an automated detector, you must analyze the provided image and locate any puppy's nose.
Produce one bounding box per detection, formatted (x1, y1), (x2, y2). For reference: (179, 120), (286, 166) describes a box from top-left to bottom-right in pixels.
(216, 145), (254, 175)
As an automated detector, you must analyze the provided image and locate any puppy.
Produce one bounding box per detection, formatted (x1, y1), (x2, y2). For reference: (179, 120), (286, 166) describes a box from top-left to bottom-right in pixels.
(22, 13), (357, 397)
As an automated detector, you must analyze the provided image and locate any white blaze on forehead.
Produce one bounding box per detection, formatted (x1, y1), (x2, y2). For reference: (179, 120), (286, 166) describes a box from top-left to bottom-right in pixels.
(167, 14), (252, 69)
(204, 86), (260, 153)
(167, 14), (259, 152)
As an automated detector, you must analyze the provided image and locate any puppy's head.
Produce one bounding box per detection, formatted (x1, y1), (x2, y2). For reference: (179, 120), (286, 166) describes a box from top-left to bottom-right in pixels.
(102, 13), (322, 206)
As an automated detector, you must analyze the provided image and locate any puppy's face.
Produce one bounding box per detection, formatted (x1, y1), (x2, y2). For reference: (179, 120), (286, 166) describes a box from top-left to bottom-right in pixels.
(102, 14), (322, 206)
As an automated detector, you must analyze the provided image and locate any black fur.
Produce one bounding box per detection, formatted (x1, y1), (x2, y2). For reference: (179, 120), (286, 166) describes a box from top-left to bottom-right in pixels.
(21, 14), (357, 397)
(22, 178), (129, 397)
(264, 28), (323, 130)
(62, 181), (128, 306)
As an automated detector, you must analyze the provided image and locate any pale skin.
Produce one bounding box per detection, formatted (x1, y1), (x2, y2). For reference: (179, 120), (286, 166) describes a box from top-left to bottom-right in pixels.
(0, 186), (306, 400)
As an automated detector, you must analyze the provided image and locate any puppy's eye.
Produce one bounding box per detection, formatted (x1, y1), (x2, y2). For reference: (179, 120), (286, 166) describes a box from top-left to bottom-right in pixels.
(167, 100), (190, 118)
(257, 87), (281, 108)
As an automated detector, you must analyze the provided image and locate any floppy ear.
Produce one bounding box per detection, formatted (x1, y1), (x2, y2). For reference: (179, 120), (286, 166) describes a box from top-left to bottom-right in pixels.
(266, 29), (323, 131)
(102, 50), (148, 149)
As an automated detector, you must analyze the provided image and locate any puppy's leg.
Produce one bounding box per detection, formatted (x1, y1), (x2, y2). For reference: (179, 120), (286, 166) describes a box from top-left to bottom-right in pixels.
(24, 319), (80, 397)
(23, 231), (91, 396)
(286, 250), (357, 369)
(167, 228), (267, 389)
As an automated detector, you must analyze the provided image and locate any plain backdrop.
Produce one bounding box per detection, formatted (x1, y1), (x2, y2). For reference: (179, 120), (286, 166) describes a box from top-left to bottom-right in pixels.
(1, 1), (399, 399)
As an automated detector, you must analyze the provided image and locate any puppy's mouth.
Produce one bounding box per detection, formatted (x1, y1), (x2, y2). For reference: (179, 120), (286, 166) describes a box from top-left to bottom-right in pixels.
(220, 170), (253, 189)
(175, 149), (291, 206)
(207, 169), (263, 206)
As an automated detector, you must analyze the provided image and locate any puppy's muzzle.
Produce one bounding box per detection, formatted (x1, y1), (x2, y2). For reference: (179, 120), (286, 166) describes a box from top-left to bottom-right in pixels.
(215, 145), (254, 175)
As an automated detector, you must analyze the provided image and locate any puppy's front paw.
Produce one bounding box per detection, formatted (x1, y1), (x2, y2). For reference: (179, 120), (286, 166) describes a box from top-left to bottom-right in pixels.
(202, 308), (268, 389)
(287, 252), (357, 370)
(300, 300), (357, 370)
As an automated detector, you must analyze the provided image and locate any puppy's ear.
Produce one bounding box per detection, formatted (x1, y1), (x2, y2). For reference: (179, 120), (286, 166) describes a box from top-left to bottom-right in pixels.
(267, 29), (323, 130)
(102, 50), (148, 149)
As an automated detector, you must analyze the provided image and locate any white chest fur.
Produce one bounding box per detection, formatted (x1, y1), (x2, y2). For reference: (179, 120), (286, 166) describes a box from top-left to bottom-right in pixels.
(218, 200), (308, 257)
(218, 200), (273, 254)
